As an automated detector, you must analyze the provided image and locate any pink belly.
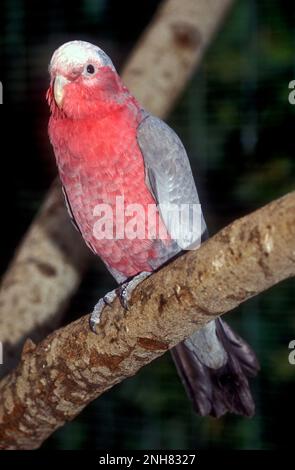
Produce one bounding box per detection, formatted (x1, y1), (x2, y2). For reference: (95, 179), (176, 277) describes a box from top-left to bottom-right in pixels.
(60, 149), (168, 277)
(50, 106), (169, 278)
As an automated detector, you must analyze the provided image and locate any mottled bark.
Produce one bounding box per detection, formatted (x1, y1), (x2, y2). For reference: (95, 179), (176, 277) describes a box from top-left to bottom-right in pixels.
(0, 191), (294, 450)
(0, 0), (235, 377)
(0, 183), (91, 378)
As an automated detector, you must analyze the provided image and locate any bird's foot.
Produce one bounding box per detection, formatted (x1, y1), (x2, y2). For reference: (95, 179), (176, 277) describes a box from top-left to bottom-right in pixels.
(117, 271), (151, 310)
(89, 289), (117, 333)
(89, 272), (151, 333)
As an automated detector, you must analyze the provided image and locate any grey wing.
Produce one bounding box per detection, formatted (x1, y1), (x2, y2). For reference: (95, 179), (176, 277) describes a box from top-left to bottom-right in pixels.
(137, 114), (207, 252)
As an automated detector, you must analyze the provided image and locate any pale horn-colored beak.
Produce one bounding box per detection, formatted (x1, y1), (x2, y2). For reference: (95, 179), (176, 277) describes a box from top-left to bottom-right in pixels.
(53, 75), (70, 108)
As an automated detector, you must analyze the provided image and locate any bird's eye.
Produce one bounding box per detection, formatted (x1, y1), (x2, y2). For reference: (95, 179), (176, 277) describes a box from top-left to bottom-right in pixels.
(86, 64), (95, 75)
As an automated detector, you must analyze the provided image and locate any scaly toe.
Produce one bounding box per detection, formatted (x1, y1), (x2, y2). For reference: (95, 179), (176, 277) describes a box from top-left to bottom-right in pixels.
(89, 298), (106, 333)
(117, 271), (151, 310)
(103, 289), (117, 306)
(117, 283), (130, 310)
(90, 289), (117, 333)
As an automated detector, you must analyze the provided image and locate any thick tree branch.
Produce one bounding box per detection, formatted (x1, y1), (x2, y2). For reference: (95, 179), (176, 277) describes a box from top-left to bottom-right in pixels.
(0, 0), (235, 377)
(0, 191), (294, 450)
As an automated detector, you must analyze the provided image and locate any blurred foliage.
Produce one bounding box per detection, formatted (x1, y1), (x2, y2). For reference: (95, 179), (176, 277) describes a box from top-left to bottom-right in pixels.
(0, 0), (294, 450)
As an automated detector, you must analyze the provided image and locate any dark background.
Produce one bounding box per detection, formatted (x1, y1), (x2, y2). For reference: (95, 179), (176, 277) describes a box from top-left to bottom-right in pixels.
(0, 0), (294, 449)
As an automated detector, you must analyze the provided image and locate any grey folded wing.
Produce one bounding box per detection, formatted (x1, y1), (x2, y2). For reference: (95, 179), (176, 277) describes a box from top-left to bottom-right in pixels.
(137, 114), (206, 252)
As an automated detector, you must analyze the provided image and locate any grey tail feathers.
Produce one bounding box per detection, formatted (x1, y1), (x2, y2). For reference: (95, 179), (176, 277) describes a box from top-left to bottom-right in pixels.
(171, 318), (260, 418)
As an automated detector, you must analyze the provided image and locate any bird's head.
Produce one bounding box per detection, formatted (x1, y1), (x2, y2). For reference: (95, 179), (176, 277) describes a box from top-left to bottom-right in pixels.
(47, 40), (127, 118)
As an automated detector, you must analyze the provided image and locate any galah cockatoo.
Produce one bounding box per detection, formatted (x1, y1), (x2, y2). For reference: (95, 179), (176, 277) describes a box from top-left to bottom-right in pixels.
(47, 41), (259, 417)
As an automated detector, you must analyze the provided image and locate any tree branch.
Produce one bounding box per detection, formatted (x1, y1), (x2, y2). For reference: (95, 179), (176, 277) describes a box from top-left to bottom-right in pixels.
(0, 191), (294, 450)
(0, 0), (235, 377)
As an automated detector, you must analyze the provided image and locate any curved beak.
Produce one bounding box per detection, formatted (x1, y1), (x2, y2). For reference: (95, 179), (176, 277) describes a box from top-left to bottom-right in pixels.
(53, 75), (70, 108)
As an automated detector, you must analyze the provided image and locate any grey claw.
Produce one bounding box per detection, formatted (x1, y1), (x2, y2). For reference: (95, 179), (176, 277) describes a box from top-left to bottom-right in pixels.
(117, 271), (151, 311)
(90, 289), (117, 333)
(103, 290), (117, 306)
(90, 273), (150, 332)
(89, 298), (105, 333)
(117, 284), (129, 310)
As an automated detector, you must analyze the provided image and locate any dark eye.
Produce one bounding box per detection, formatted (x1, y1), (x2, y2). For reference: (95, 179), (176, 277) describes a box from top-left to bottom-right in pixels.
(86, 64), (95, 74)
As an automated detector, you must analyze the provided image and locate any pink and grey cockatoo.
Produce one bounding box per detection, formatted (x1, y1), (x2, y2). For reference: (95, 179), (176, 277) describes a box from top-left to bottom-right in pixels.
(47, 40), (259, 417)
